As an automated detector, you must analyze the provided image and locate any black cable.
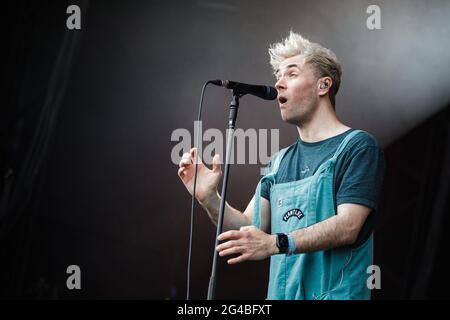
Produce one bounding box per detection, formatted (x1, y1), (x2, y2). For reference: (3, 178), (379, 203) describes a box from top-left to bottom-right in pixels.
(186, 81), (215, 300)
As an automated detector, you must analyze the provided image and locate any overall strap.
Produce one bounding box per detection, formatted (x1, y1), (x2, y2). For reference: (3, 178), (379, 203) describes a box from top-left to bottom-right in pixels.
(331, 129), (364, 161)
(267, 146), (291, 177)
(253, 146), (290, 229)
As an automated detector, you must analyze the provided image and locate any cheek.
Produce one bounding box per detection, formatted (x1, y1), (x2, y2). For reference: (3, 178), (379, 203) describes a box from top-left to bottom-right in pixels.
(293, 83), (315, 102)
(293, 77), (314, 92)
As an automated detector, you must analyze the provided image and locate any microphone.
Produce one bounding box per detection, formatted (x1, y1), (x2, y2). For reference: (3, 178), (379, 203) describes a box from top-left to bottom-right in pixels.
(210, 80), (277, 100)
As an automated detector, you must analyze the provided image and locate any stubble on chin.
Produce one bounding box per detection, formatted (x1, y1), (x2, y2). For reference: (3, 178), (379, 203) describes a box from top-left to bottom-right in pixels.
(284, 107), (317, 126)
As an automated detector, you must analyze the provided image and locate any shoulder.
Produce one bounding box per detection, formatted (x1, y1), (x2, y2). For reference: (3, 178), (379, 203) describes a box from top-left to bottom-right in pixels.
(336, 129), (385, 167)
(334, 130), (385, 186)
(346, 129), (382, 151)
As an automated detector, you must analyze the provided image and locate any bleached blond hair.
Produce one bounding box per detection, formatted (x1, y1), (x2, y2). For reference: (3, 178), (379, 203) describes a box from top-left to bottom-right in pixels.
(269, 31), (342, 107)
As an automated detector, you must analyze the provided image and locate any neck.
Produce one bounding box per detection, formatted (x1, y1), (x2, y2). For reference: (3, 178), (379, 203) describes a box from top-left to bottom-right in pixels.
(296, 100), (350, 143)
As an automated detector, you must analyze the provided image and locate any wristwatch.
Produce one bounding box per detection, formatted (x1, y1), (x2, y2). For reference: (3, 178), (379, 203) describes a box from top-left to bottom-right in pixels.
(276, 233), (289, 254)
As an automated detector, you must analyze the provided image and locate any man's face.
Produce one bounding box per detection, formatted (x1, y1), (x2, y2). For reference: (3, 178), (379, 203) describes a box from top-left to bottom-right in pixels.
(275, 55), (319, 125)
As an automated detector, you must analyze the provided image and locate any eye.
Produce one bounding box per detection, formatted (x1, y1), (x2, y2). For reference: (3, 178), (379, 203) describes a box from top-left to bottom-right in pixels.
(289, 72), (297, 78)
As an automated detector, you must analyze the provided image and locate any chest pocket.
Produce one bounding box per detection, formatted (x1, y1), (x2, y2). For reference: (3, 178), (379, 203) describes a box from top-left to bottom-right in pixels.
(270, 182), (311, 233)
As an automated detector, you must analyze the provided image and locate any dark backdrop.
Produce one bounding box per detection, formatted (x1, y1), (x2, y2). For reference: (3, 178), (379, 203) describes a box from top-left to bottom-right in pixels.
(1, 0), (450, 299)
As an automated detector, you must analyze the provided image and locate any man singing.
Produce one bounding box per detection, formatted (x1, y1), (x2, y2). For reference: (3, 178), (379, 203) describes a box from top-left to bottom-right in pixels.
(178, 31), (385, 300)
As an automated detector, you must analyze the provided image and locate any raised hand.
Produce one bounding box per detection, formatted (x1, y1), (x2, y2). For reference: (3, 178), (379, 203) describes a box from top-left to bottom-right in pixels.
(177, 148), (222, 203)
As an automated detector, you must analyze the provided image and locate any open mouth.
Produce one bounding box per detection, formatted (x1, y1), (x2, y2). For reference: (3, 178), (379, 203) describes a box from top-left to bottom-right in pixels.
(278, 96), (288, 105)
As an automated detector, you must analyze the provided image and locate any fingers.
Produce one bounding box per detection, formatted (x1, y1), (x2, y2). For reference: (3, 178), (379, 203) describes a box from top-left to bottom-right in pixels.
(227, 255), (247, 265)
(218, 246), (247, 265)
(216, 226), (269, 265)
(216, 231), (246, 265)
(177, 167), (186, 178)
(190, 147), (196, 159)
(216, 240), (246, 265)
(179, 149), (222, 171)
(188, 148), (201, 164)
(179, 148), (201, 169)
(217, 226), (256, 242)
(212, 154), (221, 172)
(178, 155), (191, 178)
(218, 245), (243, 257)
(179, 158), (193, 168)
(216, 239), (239, 252)
(217, 230), (242, 241)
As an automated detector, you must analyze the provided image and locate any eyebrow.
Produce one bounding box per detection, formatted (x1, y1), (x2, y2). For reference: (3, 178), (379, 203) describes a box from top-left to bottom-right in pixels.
(275, 64), (301, 76)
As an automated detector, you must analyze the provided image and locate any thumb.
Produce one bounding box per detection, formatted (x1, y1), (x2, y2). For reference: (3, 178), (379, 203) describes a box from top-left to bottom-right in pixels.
(212, 154), (222, 172)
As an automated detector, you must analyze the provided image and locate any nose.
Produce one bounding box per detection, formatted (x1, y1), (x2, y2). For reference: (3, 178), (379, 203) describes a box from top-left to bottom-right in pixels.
(275, 77), (286, 91)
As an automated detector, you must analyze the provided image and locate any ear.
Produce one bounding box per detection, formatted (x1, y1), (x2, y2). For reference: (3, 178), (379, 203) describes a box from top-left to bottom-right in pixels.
(317, 76), (333, 97)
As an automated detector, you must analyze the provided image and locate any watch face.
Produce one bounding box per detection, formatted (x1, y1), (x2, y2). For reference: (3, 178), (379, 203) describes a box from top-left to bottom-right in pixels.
(279, 236), (288, 247)
(277, 233), (289, 253)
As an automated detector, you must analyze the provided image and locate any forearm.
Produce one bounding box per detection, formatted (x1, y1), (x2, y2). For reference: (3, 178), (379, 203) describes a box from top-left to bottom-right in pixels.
(199, 191), (251, 231)
(215, 204), (368, 264)
(291, 215), (357, 254)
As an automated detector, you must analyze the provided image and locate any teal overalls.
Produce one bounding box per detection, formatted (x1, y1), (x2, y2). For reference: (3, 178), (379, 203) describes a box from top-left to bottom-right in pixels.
(253, 130), (372, 300)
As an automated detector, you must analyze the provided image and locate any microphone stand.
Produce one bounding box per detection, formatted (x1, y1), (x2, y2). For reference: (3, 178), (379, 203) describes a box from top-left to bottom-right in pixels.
(207, 90), (241, 300)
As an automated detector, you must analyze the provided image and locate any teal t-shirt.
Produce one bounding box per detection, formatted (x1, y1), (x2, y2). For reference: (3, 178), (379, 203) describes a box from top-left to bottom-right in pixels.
(260, 128), (385, 247)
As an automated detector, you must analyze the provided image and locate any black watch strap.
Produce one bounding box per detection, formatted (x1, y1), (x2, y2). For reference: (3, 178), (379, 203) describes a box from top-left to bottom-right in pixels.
(276, 233), (289, 254)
